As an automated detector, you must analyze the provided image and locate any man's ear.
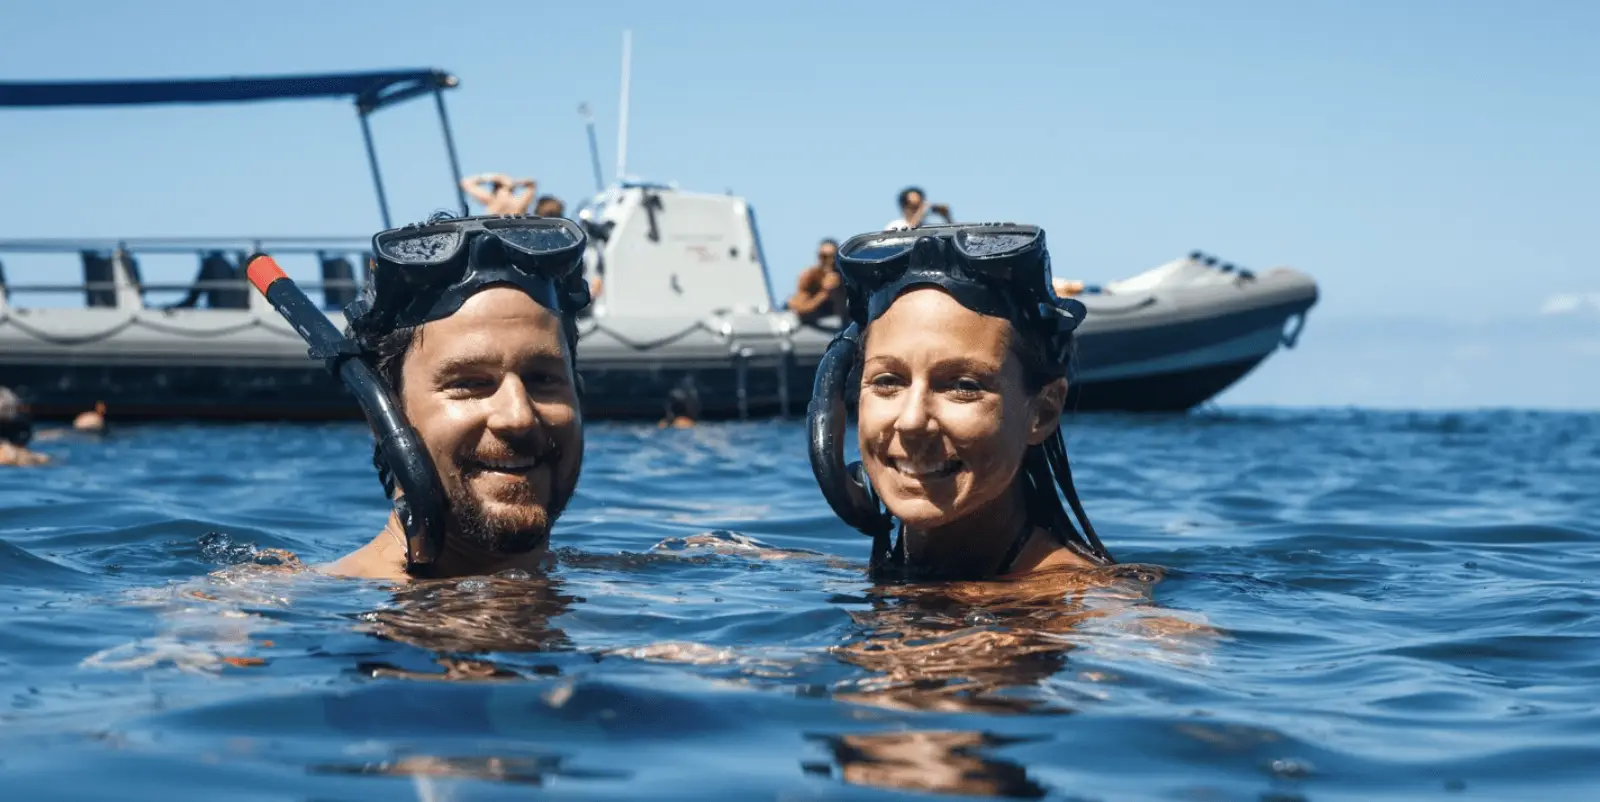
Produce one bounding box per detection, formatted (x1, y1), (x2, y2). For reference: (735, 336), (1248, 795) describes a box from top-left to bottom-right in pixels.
(1027, 378), (1069, 445)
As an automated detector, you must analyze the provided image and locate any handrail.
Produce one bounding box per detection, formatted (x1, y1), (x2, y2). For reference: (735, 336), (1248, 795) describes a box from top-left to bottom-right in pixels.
(3, 279), (362, 294)
(0, 236), (369, 255)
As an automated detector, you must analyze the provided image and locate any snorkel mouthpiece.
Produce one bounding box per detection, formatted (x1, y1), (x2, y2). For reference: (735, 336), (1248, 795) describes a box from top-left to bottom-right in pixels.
(245, 254), (449, 569)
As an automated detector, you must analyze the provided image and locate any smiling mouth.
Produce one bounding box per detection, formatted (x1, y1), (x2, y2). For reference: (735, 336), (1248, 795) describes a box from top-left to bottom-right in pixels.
(467, 455), (547, 477)
(886, 457), (962, 480)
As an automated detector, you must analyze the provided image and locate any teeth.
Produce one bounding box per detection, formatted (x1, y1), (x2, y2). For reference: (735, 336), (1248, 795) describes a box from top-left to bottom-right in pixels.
(892, 459), (957, 478)
(479, 457), (540, 472)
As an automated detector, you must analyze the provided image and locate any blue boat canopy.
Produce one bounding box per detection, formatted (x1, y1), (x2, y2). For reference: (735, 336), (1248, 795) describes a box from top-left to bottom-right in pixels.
(0, 69), (458, 114)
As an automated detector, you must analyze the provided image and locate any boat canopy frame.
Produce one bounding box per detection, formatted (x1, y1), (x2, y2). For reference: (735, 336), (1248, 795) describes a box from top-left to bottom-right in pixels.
(0, 69), (470, 228)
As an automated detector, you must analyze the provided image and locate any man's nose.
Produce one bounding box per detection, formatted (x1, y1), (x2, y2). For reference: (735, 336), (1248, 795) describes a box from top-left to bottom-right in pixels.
(486, 377), (541, 435)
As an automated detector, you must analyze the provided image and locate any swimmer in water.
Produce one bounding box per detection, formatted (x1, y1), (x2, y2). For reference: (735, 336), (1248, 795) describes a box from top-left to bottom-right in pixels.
(808, 223), (1114, 581)
(0, 386), (49, 466)
(323, 213), (593, 581)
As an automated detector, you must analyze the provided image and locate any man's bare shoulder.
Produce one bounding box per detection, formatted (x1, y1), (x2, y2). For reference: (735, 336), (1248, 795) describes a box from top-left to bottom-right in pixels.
(322, 535), (409, 582)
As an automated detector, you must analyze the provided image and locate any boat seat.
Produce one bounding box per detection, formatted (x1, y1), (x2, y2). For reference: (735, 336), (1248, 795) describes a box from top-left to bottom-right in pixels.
(167, 251), (248, 310)
(319, 253), (359, 311)
(82, 250), (117, 308)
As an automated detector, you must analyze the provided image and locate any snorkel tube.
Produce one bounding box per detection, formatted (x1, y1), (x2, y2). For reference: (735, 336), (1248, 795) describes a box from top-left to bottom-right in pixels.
(245, 255), (449, 570)
(806, 322), (895, 555)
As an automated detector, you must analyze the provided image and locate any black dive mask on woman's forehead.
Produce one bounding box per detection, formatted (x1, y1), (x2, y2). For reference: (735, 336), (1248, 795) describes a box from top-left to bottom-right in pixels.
(344, 215), (591, 343)
(834, 223), (1087, 342)
(808, 222), (1113, 572)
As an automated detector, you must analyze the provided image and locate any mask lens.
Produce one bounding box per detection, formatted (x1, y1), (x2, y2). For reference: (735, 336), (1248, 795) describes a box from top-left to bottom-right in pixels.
(490, 224), (581, 255)
(955, 229), (1038, 258)
(377, 230), (465, 264)
(841, 234), (917, 262)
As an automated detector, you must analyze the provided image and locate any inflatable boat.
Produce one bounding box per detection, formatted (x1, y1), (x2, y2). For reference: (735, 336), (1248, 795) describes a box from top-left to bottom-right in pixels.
(0, 69), (1318, 421)
(0, 182), (1317, 420)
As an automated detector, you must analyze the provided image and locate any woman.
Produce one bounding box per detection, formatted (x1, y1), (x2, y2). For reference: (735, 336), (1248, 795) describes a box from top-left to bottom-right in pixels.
(807, 223), (1113, 581)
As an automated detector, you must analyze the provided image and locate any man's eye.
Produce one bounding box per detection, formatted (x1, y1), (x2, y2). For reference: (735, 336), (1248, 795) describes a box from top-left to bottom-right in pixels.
(444, 377), (494, 393)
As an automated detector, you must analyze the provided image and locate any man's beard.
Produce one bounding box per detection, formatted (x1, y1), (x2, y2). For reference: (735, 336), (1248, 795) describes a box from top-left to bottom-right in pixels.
(446, 436), (581, 555)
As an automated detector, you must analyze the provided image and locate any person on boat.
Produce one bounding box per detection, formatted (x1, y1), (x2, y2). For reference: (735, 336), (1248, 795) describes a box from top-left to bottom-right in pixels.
(533, 195), (566, 218)
(808, 223), (1115, 581)
(460, 173), (537, 215)
(325, 213), (593, 581)
(785, 238), (848, 325)
(0, 387), (49, 466)
(884, 186), (953, 231)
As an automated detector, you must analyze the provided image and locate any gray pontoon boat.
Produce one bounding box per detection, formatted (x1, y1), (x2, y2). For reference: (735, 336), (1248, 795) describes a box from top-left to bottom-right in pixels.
(0, 69), (1318, 421)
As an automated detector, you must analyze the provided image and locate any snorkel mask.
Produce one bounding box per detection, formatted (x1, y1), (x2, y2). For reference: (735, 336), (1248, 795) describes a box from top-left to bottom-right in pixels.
(805, 223), (1114, 571)
(247, 214), (589, 576)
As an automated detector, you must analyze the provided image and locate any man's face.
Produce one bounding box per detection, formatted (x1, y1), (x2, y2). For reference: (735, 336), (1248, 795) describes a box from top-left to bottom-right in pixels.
(536, 200), (565, 217)
(398, 287), (583, 555)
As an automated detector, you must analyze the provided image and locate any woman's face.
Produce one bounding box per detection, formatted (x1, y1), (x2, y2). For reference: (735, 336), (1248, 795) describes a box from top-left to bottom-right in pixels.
(857, 288), (1066, 533)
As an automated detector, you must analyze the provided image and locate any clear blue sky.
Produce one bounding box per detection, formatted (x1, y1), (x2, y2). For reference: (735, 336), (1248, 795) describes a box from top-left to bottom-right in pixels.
(2, 0), (1596, 409)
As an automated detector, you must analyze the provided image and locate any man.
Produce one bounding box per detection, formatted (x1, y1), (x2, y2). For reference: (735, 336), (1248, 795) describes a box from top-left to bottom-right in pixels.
(460, 173), (537, 215)
(326, 214), (592, 581)
(786, 238), (847, 325)
(533, 195), (566, 218)
(885, 186), (953, 231)
(0, 387), (49, 466)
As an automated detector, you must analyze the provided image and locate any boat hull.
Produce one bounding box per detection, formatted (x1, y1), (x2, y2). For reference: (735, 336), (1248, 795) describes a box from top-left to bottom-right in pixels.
(0, 266), (1317, 422)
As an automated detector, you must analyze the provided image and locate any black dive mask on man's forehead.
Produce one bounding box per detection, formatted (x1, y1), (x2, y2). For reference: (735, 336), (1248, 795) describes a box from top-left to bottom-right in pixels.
(807, 223), (1113, 572)
(344, 215), (591, 343)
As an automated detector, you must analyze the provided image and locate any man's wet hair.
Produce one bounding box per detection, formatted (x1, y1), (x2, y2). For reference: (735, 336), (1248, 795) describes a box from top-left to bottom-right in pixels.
(819, 238), (839, 249)
(535, 195), (564, 214)
(897, 186), (925, 210)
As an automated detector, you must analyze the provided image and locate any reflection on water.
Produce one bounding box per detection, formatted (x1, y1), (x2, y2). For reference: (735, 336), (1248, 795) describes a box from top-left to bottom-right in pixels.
(312, 750), (631, 787)
(358, 571), (577, 655)
(830, 563), (1205, 715)
(805, 730), (1050, 799)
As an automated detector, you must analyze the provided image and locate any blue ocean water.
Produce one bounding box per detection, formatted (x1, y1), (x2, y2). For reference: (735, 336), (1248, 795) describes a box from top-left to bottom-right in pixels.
(1, 409), (1596, 801)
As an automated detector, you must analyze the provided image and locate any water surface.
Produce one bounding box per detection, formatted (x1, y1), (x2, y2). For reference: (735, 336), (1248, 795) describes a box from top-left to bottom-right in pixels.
(1, 409), (1597, 800)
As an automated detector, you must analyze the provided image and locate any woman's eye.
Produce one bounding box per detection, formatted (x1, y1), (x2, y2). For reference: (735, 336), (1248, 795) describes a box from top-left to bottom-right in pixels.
(868, 373), (905, 389)
(952, 377), (985, 394)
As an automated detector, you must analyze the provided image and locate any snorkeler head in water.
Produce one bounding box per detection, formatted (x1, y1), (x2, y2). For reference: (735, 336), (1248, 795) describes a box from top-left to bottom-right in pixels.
(326, 213), (592, 580)
(807, 224), (1113, 581)
(0, 386), (48, 466)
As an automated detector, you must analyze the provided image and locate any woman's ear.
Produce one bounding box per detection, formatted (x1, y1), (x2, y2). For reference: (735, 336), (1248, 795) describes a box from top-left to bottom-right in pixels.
(1027, 378), (1069, 445)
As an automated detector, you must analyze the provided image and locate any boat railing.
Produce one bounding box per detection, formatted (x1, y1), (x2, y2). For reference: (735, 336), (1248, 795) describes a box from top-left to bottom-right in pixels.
(0, 236), (371, 313)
